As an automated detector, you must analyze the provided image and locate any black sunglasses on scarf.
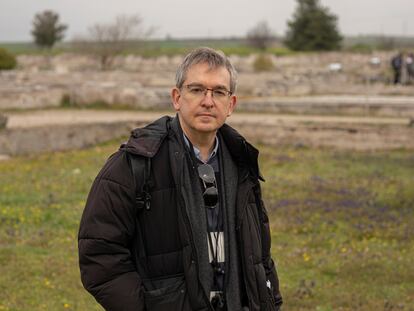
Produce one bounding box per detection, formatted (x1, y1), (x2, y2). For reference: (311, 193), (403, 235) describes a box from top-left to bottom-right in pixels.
(197, 163), (218, 208)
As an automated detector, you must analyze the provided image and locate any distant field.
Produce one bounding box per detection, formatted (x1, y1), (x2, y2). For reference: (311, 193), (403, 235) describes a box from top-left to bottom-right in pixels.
(0, 141), (413, 310)
(0, 42), (40, 54)
(2, 35), (414, 56)
(0, 38), (292, 57)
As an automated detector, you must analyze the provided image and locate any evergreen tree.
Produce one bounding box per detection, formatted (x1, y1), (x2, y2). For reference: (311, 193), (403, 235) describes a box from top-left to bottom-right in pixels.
(31, 10), (67, 49)
(284, 0), (342, 51)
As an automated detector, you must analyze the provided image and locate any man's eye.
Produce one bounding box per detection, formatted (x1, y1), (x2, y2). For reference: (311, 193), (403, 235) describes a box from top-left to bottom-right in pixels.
(213, 89), (227, 97)
(189, 87), (204, 94)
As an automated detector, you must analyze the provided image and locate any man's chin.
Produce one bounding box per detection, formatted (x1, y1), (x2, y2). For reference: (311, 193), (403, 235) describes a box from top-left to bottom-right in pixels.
(193, 123), (220, 133)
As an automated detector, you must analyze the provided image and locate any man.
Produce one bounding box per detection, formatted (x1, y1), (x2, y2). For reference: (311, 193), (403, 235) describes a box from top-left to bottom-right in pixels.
(406, 52), (414, 84)
(391, 52), (403, 84)
(78, 47), (282, 311)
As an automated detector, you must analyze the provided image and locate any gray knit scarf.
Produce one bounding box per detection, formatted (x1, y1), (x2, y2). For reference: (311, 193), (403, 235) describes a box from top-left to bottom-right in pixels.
(179, 128), (243, 310)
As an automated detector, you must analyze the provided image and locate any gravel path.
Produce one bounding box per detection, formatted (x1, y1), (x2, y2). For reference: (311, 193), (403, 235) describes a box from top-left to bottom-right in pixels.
(4, 109), (410, 129)
(1, 109), (413, 156)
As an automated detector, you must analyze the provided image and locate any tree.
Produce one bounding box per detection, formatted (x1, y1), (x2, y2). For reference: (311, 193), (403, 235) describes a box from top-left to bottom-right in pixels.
(284, 0), (342, 51)
(31, 10), (67, 49)
(74, 14), (153, 69)
(247, 21), (275, 50)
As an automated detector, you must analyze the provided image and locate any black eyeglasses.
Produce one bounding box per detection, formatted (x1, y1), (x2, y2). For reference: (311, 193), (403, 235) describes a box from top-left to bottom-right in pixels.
(183, 84), (232, 103)
(197, 163), (218, 208)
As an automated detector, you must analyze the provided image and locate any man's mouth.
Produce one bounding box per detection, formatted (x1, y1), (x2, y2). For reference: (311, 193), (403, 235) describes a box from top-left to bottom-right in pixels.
(197, 113), (215, 118)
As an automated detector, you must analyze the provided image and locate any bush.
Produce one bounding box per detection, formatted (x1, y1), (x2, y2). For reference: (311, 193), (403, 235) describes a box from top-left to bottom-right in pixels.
(60, 94), (76, 108)
(253, 54), (275, 72)
(60, 94), (114, 109)
(0, 114), (8, 129)
(0, 48), (17, 70)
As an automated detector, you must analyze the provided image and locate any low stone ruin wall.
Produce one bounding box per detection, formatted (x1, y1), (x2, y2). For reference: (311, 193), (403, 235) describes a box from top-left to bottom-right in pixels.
(2, 51), (414, 111)
(1, 114), (412, 158)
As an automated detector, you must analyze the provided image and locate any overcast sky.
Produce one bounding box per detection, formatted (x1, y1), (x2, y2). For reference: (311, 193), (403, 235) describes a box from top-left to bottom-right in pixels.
(1, 0), (414, 42)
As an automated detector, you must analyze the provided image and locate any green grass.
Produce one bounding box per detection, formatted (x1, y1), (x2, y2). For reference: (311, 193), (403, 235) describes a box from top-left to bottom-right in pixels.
(260, 146), (414, 310)
(0, 42), (68, 55)
(0, 39), (295, 58)
(0, 142), (413, 310)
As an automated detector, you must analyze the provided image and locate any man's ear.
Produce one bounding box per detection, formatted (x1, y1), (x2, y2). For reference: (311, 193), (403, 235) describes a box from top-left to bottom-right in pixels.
(171, 87), (181, 111)
(227, 95), (237, 116)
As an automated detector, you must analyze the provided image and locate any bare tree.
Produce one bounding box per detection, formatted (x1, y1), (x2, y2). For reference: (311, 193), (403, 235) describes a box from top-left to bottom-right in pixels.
(247, 21), (275, 50)
(74, 14), (153, 69)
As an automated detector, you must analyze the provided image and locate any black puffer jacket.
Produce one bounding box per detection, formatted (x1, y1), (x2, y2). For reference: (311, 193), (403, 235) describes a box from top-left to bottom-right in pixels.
(78, 116), (282, 311)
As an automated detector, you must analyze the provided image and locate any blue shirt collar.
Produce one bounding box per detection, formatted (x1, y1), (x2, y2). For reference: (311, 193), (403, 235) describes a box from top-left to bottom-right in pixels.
(183, 134), (219, 163)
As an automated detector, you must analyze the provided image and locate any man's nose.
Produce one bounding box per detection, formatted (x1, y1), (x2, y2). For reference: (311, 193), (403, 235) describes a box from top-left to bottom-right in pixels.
(201, 89), (214, 107)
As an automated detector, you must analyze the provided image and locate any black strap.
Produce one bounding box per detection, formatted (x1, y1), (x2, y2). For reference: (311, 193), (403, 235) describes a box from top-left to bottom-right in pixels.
(129, 154), (152, 211)
(128, 153), (152, 261)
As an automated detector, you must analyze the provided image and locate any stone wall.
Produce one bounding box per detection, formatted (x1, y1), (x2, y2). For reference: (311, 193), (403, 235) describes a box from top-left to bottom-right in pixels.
(0, 121), (147, 156)
(1, 116), (412, 156)
(1, 52), (414, 110)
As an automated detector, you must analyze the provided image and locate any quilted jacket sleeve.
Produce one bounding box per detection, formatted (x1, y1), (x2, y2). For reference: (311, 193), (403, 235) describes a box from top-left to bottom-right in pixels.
(78, 151), (144, 311)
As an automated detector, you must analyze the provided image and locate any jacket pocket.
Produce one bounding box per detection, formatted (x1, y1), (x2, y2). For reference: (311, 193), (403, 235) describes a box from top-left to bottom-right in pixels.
(143, 275), (191, 311)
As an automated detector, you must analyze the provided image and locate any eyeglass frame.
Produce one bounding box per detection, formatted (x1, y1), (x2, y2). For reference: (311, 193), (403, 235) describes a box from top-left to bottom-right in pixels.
(181, 83), (233, 100)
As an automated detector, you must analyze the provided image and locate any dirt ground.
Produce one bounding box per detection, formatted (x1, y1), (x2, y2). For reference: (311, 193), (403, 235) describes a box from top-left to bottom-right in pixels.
(1, 109), (412, 157)
(5, 109), (409, 129)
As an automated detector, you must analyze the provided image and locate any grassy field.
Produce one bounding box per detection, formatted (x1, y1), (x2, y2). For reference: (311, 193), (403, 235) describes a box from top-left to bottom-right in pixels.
(0, 141), (413, 310)
(0, 39), (293, 57)
(2, 35), (414, 57)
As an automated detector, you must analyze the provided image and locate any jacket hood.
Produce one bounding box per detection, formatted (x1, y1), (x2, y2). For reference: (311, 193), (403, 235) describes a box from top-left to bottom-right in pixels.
(123, 115), (172, 157)
(123, 115), (263, 180)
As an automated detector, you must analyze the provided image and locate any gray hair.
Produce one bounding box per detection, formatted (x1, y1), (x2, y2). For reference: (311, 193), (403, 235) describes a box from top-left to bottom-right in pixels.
(175, 47), (238, 94)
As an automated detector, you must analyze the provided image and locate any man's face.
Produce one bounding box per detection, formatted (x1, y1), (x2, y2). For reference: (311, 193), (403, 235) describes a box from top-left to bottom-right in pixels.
(171, 62), (237, 136)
